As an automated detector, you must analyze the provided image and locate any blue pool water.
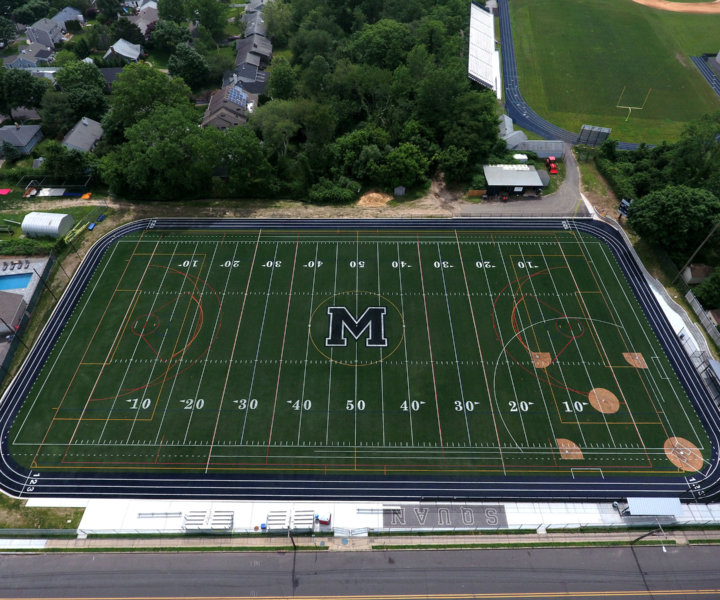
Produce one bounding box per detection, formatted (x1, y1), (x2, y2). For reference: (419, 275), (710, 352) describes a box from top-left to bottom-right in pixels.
(0, 272), (32, 290)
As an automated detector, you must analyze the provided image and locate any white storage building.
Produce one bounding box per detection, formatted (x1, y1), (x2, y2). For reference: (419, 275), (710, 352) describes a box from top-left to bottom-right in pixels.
(21, 212), (75, 239)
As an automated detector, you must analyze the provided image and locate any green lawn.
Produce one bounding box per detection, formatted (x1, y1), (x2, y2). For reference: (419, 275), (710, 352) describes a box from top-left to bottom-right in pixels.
(510, 0), (720, 143)
(8, 227), (710, 477)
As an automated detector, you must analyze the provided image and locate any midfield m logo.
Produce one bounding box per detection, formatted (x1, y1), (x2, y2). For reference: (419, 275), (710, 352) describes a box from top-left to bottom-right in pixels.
(325, 306), (388, 348)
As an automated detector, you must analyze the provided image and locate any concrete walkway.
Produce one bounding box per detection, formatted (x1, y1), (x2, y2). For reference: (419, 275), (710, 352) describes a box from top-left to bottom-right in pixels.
(37, 528), (720, 552)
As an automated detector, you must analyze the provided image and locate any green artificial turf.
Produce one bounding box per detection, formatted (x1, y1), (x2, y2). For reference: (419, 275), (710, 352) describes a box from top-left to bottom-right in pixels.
(510, 0), (720, 143)
(8, 227), (710, 478)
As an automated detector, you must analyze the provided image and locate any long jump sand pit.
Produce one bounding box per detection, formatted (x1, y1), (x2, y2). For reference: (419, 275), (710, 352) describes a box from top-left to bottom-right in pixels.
(632, 0), (720, 14)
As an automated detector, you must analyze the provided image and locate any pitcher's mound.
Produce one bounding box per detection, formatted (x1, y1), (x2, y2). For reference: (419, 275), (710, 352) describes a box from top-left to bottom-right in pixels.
(556, 438), (583, 460)
(623, 352), (648, 368)
(357, 192), (392, 207)
(664, 437), (703, 472)
(531, 352), (552, 368)
(588, 388), (620, 414)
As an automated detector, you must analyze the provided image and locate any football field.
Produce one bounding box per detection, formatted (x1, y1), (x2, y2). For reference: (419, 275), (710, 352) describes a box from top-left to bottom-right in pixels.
(5, 220), (713, 493)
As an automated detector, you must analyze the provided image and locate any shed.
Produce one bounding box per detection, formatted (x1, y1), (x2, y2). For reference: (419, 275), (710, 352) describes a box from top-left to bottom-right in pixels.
(682, 263), (713, 285)
(483, 164), (545, 195)
(21, 212), (75, 239)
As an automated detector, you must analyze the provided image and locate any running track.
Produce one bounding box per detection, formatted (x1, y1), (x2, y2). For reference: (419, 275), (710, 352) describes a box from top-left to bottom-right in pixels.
(0, 218), (718, 501)
(497, 0), (641, 151)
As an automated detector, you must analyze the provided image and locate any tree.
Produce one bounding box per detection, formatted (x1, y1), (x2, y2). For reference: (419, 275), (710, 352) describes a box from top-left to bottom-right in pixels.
(157, 0), (185, 23)
(187, 0), (224, 39)
(695, 272), (720, 309)
(0, 141), (21, 163)
(149, 19), (190, 52)
(103, 62), (191, 135)
(56, 60), (106, 92)
(112, 18), (144, 45)
(671, 111), (720, 191)
(0, 15), (15, 46)
(348, 19), (411, 70)
(167, 43), (209, 90)
(437, 145), (470, 183)
(3, 69), (47, 118)
(627, 185), (720, 258)
(39, 90), (77, 138)
(12, 0), (48, 23)
(100, 105), (213, 200)
(96, 0), (121, 20)
(67, 86), (108, 121)
(267, 57), (297, 100)
(380, 142), (428, 188)
(204, 126), (271, 195)
(43, 142), (88, 181)
(263, 0), (293, 47)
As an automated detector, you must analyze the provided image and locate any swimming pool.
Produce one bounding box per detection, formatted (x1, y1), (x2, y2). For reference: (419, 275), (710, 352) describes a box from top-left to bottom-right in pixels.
(0, 272), (32, 290)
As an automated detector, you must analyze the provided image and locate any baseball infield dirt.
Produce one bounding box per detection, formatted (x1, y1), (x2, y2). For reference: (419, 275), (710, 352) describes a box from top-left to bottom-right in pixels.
(632, 0), (720, 14)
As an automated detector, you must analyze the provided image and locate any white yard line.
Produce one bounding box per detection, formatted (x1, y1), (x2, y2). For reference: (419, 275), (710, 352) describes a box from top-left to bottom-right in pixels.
(297, 242), (320, 444)
(376, 242), (385, 446)
(205, 231), (262, 471)
(325, 243), (339, 445)
(99, 242), (182, 442)
(436, 242), (472, 444)
(239, 242), (280, 446)
(396, 242), (414, 445)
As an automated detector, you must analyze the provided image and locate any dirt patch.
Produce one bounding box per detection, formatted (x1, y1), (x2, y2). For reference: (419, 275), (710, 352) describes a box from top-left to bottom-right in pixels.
(357, 192), (393, 207)
(674, 52), (690, 68)
(632, 0), (720, 13)
(556, 438), (584, 460)
(531, 352), (553, 368)
(588, 388), (621, 414)
(623, 352), (648, 369)
(664, 437), (704, 471)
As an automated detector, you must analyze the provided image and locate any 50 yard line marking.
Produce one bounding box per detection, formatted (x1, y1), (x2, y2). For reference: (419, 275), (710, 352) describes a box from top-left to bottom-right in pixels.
(206, 231), (261, 472)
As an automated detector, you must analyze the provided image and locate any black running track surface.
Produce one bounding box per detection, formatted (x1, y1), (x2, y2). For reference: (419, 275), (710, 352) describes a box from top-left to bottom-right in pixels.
(497, 0), (641, 151)
(0, 217), (719, 502)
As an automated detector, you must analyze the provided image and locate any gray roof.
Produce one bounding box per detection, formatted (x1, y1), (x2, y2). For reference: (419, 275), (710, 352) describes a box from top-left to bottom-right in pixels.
(30, 18), (61, 33)
(235, 34), (272, 65)
(51, 6), (84, 24)
(483, 164), (544, 188)
(242, 9), (267, 37)
(0, 124), (41, 147)
(62, 117), (103, 152)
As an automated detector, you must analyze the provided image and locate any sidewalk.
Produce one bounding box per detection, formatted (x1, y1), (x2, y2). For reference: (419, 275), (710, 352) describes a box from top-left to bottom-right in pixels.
(38, 528), (720, 552)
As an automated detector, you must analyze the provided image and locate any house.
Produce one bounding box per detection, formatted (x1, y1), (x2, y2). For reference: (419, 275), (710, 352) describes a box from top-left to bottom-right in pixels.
(482, 164), (545, 197)
(201, 84), (258, 130)
(103, 38), (143, 62)
(51, 6), (84, 26)
(235, 34), (272, 69)
(682, 263), (714, 286)
(127, 0), (158, 35)
(0, 124), (43, 156)
(62, 117), (103, 152)
(26, 18), (64, 49)
(242, 8), (267, 38)
(3, 42), (53, 69)
(222, 64), (268, 95)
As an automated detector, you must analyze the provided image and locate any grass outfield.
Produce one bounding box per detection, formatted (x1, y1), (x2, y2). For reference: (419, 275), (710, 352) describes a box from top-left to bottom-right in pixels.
(510, 0), (720, 143)
(8, 227), (711, 477)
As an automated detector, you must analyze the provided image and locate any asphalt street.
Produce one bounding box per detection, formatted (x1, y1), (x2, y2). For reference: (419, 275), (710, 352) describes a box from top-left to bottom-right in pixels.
(1, 546), (720, 599)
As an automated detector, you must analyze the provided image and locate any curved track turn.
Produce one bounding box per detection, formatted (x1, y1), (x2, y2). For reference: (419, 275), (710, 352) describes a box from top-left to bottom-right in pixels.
(497, 0), (641, 151)
(0, 217), (717, 501)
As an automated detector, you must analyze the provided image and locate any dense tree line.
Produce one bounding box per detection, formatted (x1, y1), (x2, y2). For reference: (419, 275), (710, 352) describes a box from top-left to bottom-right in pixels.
(596, 112), (720, 307)
(99, 0), (502, 201)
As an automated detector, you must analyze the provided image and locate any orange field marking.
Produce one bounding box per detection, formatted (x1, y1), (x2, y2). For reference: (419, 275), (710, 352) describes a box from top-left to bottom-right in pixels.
(556, 438), (584, 460)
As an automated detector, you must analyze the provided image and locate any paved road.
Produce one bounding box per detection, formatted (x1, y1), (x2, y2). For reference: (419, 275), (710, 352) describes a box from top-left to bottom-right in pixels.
(2, 546), (720, 598)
